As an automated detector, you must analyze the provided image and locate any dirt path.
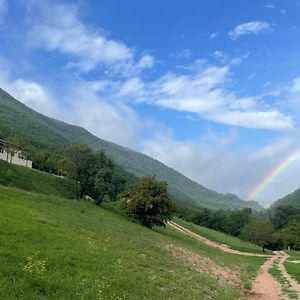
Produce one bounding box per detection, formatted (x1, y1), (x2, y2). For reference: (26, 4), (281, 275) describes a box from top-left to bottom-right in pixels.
(168, 221), (270, 257)
(277, 251), (300, 294)
(246, 253), (287, 300)
(169, 221), (300, 299)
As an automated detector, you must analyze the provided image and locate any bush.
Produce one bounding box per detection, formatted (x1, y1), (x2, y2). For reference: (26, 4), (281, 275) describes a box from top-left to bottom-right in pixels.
(120, 177), (174, 228)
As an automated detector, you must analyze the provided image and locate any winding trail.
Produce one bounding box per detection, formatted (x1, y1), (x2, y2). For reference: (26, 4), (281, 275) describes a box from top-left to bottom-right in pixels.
(169, 221), (300, 300)
(245, 253), (287, 300)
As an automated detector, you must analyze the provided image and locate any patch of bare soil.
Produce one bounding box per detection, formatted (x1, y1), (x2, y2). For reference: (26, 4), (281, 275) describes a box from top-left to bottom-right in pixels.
(165, 244), (241, 286)
(245, 253), (287, 300)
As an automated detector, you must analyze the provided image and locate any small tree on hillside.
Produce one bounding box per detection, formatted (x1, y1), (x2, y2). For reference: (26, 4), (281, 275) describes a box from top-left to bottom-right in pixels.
(120, 177), (174, 228)
(240, 219), (275, 252)
(88, 151), (115, 205)
(61, 144), (94, 198)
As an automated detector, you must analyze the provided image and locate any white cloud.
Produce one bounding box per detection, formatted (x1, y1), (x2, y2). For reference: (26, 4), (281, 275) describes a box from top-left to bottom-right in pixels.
(27, 1), (153, 75)
(291, 76), (300, 93)
(23, 2), (291, 131)
(118, 77), (145, 97)
(212, 51), (227, 64)
(0, 59), (142, 147)
(229, 21), (272, 40)
(64, 84), (140, 147)
(210, 32), (219, 40)
(0, 64), (58, 117)
(145, 61), (294, 130)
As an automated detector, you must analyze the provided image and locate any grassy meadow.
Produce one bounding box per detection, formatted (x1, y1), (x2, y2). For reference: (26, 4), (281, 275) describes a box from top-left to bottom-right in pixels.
(286, 251), (300, 284)
(0, 160), (76, 199)
(0, 185), (267, 299)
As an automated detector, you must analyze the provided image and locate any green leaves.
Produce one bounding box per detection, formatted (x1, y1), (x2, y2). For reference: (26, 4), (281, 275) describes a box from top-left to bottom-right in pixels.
(120, 177), (174, 228)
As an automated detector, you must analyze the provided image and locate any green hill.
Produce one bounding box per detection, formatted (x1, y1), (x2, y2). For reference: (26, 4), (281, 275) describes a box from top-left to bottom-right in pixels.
(0, 160), (76, 199)
(0, 185), (265, 299)
(271, 188), (300, 209)
(0, 87), (262, 211)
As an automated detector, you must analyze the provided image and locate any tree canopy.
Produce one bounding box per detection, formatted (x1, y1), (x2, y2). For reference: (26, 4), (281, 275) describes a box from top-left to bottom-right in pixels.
(239, 219), (275, 252)
(120, 177), (174, 228)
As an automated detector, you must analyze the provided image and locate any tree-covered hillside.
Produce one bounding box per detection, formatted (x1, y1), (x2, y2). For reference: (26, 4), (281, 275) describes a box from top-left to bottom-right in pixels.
(271, 188), (300, 210)
(0, 88), (262, 211)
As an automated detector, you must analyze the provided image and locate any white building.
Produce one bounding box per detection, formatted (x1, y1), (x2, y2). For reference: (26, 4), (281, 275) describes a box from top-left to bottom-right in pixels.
(0, 139), (32, 168)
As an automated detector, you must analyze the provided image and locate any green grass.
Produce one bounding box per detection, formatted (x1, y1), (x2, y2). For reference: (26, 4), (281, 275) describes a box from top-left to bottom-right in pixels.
(269, 259), (298, 299)
(285, 251), (300, 284)
(288, 251), (300, 261)
(285, 262), (300, 284)
(0, 160), (76, 199)
(174, 217), (268, 254)
(0, 185), (266, 299)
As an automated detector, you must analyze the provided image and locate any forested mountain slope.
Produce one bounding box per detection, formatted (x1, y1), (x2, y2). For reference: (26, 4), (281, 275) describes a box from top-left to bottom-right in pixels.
(272, 188), (300, 209)
(0, 88), (262, 211)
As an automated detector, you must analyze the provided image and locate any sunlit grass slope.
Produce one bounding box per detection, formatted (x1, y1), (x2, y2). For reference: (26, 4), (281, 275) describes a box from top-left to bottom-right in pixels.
(0, 160), (76, 199)
(0, 185), (266, 299)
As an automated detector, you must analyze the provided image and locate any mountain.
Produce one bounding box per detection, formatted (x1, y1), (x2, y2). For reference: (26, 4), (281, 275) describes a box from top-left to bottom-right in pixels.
(0, 88), (263, 211)
(271, 188), (300, 210)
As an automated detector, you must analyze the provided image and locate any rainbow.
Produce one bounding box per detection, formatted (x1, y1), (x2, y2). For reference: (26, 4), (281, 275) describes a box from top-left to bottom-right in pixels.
(248, 147), (300, 201)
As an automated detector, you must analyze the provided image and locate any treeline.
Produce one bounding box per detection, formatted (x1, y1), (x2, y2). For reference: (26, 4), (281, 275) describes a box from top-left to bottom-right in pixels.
(61, 144), (135, 203)
(177, 204), (300, 251)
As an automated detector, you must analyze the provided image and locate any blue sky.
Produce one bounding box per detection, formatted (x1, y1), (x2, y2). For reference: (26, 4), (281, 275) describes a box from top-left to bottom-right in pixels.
(1, 0), (300, 204)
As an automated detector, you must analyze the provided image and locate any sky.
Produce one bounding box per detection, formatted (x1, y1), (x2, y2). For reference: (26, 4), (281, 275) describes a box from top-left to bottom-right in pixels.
(0, 0), (300, 205)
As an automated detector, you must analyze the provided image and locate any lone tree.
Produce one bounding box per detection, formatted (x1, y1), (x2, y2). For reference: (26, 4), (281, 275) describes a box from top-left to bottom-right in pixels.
(61, 144), (94, 198)
(120, 176), (174, 228)
(240, 219), (275, 252)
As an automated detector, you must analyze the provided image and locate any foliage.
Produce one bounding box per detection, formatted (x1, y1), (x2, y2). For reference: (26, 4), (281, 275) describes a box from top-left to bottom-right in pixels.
(177, 204), (252, 237)
(120, 177), (174, 228)
(280, 219), (300, 250)
(270, 205), (300, 230)
(61, 144), (94, 197)
(61, 144), (132, 203)
(272, 188), (300, 210)
(239, 219), (276, 251)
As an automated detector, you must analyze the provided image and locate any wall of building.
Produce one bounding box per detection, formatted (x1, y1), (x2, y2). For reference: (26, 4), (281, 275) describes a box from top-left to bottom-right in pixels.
(0, 150), (32, 168)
